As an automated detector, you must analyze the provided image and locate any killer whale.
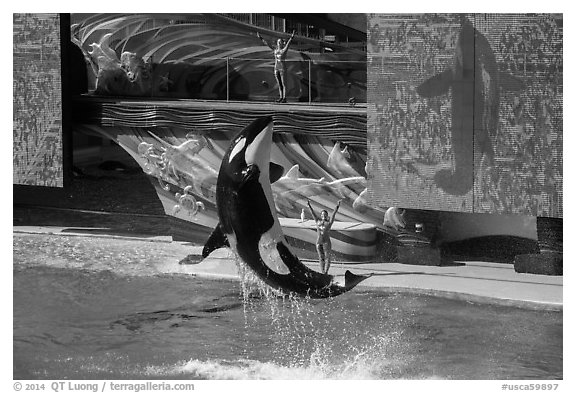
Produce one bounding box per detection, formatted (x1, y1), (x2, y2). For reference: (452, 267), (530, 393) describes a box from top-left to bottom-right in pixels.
(416, 16), (524, 196)
(202, 116), (370, 298)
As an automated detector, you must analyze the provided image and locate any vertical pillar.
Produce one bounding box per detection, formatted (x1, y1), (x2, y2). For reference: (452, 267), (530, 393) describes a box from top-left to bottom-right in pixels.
(308, 59), (312, 105)
(226, 57), (229, 102)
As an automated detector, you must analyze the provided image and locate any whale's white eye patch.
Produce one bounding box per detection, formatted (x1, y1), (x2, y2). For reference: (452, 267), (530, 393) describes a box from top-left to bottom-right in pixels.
(229, 137), (246, 163)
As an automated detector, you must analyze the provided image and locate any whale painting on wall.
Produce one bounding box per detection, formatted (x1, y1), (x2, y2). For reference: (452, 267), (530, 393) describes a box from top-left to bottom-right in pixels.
(367, 13), (562, 218)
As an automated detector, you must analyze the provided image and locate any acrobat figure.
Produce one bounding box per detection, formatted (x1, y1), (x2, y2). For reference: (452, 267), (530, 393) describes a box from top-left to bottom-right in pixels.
(307, 199), (342, 274)
(257, 30), (295, 103)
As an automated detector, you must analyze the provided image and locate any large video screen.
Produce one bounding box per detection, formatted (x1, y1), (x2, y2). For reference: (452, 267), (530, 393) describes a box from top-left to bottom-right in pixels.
(366, 14), (562, 218)
(13, 13), (63, 187)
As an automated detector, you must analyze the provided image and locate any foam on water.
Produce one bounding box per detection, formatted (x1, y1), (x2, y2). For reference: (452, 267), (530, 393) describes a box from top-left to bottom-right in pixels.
(148, 357), (380, 379)
(141, 329), (419, 380)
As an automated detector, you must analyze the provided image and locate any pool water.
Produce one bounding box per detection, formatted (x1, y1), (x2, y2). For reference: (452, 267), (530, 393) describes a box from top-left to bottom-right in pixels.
(13, 233), (562, 379)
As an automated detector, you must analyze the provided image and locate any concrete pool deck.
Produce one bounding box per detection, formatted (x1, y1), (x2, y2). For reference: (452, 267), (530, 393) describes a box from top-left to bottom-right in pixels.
(14, 225), (563, 311)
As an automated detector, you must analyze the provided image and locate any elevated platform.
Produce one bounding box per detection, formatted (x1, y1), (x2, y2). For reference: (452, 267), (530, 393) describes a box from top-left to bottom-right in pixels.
(73, 96), (366, 113)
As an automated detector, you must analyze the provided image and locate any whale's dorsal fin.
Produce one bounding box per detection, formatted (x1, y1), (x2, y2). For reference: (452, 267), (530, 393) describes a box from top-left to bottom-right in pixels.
(202, 223), (230, 258)
(417, 69), (453, 98)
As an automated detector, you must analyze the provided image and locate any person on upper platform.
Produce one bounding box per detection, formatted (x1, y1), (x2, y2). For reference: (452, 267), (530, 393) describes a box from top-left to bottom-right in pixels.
(257, 30), (295, 103)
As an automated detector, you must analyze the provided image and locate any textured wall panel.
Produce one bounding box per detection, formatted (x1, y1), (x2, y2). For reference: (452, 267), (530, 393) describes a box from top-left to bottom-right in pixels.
(13, 13), (63, 187)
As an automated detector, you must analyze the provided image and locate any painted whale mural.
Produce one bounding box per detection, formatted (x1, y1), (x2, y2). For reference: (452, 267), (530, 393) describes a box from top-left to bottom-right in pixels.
(415, 16), (525, 196)
(201, 116), (370, 298)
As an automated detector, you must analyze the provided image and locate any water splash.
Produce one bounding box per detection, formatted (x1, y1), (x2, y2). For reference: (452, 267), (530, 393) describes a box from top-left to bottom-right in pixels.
(144, 330), (415, 380)
(150, 357), (381, 379)
(225, 250), (416, 379)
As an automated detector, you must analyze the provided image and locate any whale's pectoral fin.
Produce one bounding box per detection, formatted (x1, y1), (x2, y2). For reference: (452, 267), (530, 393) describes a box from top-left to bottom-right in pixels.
(499, 72), (525, 92)
(343, 270), (372, 290)
(269, 162), (285, 183)
(416, 69), (453, 98)
(202, 223), (230, 258)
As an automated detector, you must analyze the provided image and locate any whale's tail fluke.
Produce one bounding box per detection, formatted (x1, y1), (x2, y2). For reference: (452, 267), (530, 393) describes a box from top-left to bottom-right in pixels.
(343, 270), (372, 290)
